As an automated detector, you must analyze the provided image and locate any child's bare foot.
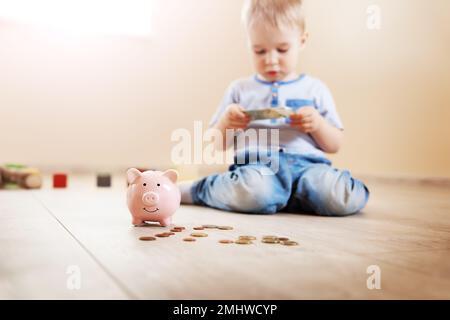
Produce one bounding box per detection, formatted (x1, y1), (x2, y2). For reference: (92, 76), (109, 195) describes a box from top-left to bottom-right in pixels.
(178, 181), (194, 204)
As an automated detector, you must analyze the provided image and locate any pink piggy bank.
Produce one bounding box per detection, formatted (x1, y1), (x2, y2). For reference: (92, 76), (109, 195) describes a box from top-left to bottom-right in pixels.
(126, 168), (181, 227)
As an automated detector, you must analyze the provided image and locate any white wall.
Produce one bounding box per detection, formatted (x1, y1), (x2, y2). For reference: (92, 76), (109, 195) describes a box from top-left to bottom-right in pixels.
(0, 0), (449, 177)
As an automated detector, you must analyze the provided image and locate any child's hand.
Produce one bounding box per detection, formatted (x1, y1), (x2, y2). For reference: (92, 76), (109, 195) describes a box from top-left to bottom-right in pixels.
(289, 107), (324, 133)
(219, 104), (251, 130)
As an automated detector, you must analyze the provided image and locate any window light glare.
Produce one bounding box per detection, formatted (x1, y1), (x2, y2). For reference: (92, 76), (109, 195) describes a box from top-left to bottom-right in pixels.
(0, 0), (152, 36)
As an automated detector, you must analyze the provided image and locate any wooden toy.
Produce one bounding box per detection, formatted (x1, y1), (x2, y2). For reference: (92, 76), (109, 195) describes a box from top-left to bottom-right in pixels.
(0, 164), (42, 189)
(97, 173), (111, 187)
(53, 173), (67, 188)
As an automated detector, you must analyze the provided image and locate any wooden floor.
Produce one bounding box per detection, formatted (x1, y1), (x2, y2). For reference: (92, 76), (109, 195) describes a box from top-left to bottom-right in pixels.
(1, 174), (449, 299)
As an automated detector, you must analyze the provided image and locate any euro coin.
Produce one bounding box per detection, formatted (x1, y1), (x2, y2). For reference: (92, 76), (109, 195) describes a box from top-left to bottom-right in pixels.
(235, 239), (252, 245)
(262, 238), (279, 244)
(218, 226), (233, 230)
(219, 240), (234, 244)
(239, 235), (256, 241)
(281, 240), (299, 246)
(139, 236), (156, 241)
(262, 236), (278, 240)
(191, 232), (208, 237)
(155, 233), (170, 238)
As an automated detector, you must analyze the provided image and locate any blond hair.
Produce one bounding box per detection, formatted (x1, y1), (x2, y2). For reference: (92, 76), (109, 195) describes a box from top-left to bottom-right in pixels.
(242, 0), (305, 31)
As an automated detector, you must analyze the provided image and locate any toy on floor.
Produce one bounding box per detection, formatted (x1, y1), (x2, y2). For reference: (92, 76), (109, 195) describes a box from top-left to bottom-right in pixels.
(97, 173), (111, 187)
(0, 164), (42, 189)
(53, 173), (67, 188)
(126, 168), (181, 227)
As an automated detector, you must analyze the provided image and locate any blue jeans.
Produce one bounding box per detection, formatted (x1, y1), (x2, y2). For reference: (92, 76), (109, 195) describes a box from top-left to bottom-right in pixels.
(191, 149), (370, 216)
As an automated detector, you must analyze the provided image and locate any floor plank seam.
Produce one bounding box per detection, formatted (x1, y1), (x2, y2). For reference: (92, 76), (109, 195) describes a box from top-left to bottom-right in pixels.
(31, 192), (138, 299)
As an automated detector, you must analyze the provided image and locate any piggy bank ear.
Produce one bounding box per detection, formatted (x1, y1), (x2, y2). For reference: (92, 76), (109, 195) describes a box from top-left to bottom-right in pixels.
(127, 168), (142, 185)
(162, 169), (178, 183)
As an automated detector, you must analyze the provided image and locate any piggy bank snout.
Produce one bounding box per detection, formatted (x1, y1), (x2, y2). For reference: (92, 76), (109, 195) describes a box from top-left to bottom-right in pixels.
(142, 191), (159, 206)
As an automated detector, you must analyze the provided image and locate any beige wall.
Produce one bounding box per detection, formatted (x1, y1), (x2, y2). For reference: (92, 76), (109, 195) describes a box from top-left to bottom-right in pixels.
(0, 0), (449, 177)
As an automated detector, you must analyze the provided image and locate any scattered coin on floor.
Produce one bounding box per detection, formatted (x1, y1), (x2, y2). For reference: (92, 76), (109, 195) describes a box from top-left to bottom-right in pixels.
(191, 232), (208, 237)
(155, 233), (170, 238)
(218, 226), (233, 230)
(262, 238), (279, 244)
(219, 239), (234, 244)
(202, 224), (218, 229)
(281, 240), (299, 246)
(139, 236), (156, 241)
(143, 229), (297, 247)
(239, 235), (256, 241)
(235, 239), (253, 245)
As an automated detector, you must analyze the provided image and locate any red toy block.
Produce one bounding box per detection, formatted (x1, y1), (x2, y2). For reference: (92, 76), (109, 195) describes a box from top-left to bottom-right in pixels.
(53, 173), (67, 188)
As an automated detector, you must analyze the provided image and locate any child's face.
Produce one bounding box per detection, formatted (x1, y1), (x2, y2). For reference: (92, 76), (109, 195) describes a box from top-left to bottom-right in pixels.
(247, 22), (307, 82)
